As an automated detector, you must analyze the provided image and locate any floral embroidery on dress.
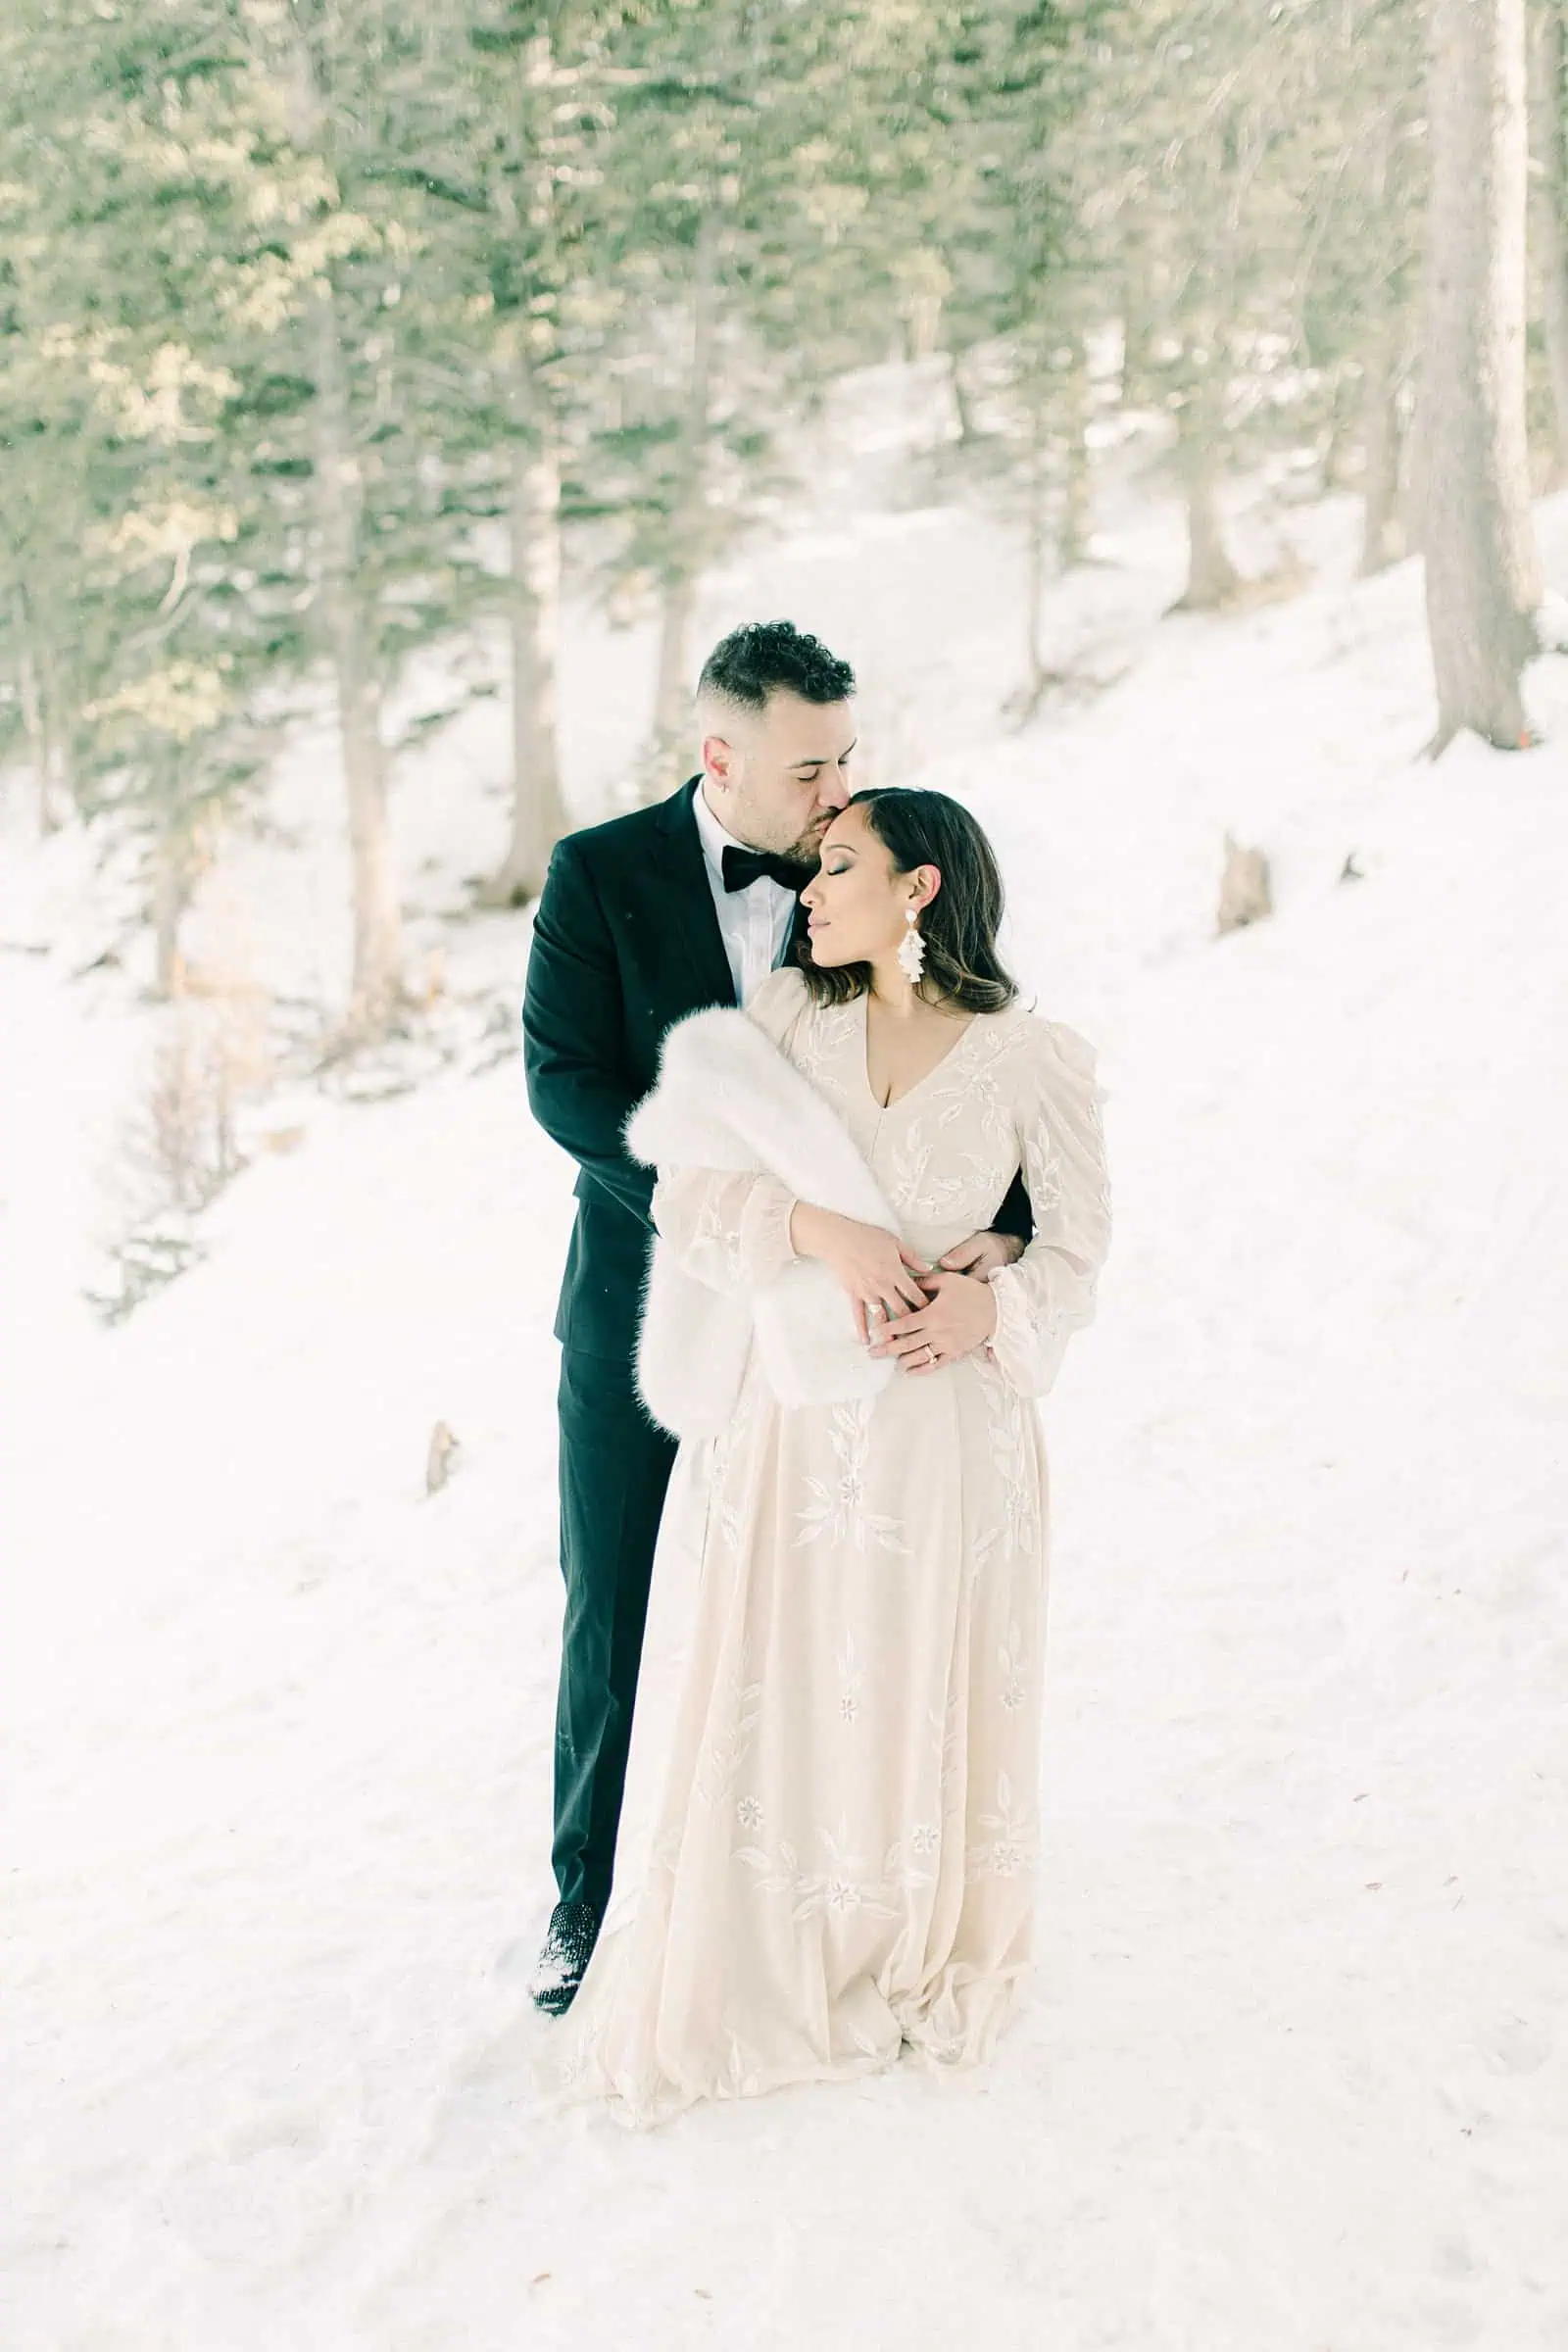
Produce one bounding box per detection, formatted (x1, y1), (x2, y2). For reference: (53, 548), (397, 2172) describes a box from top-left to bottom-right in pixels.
(721, 2030), (763, 2100)
(966, 1771), (1041, 1883)
(998, 1622), (1029, 1712)
(695, 1656), (764, 1811)
(929, 1684), (965, 1807)
(791, 999), (857, 1102)
(735, 1813), (937, 1922)
(1019, 1111), (1063, 1217)
(795, 1400), (911, 1554)
(967, 1523), (1001, 1588)
(980, 1362), (1041, 1558)
(706, 1377), (760, 1560)
(886, 1125), (1000, 1223)
(879, 1021), (1025, 1223)
(698, 1186), (747, 1285)
(931, 1050), (1015, 1149)
(837, 1629), (864, 1726)
(918, 1990), (967, 2065)
(1083, 1091), (1114, 1224)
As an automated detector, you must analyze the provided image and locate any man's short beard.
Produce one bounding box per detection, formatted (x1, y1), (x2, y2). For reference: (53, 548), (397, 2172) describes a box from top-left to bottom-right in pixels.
(779, 816), (832, 870)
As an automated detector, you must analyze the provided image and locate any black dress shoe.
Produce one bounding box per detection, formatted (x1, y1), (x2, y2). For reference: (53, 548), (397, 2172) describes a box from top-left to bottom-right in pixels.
(529, 1898), (602, 2016)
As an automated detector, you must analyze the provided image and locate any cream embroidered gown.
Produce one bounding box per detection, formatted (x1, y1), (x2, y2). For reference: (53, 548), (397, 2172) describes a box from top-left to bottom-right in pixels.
(538, 966), (1112, 2127)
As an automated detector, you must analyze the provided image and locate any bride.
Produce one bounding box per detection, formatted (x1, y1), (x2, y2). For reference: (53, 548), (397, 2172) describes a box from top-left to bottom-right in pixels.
(536, 786), (1111, 2127)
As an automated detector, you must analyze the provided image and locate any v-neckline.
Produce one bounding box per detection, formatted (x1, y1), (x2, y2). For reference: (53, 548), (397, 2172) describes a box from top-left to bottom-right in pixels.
(857, 991), (978, 1114)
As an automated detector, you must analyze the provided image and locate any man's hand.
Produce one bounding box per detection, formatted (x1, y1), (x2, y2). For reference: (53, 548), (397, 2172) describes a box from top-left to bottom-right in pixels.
(867, 1269), (999, 1376)
(937, 1229), (1024, 1280)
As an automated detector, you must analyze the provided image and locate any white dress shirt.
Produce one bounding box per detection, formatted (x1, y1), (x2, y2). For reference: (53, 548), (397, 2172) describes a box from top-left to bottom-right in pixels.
(692, 783), (800, 1005)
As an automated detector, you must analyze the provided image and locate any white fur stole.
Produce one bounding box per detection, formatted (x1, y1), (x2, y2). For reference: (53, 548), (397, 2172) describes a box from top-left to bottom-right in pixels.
(623, 1004), (899, 1440)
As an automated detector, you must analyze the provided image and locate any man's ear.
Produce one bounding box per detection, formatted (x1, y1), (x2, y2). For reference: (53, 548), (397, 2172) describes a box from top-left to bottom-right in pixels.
(701, 731), (735, 789)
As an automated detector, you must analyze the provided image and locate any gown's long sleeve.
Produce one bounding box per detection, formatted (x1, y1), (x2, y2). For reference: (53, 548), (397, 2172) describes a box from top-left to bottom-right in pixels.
(984, 1020), (1112, 1397)
(650, 1168), (799, 1298)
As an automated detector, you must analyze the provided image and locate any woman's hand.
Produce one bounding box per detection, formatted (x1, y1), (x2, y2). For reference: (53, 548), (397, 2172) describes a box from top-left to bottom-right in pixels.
(789, 1203), (931, 1344)
(868, 1270), (998, 1374)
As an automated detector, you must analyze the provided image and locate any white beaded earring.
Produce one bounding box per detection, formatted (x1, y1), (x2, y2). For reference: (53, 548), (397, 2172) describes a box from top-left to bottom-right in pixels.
(897, 906), (926, 983)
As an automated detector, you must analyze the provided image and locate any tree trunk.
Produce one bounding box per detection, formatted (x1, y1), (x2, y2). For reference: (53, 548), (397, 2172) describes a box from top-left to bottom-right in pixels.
(479, 28), (567, 902)
(14, 624), (55, 837)
(37, 639), (74, 828)
(1005, 387), (1065, 725)
(152, 857), (189, 1000)
(287, 23), (402, 1034)
(1401, 356), (1432, 559)
(1359, 303), (1408, 574)
(310, 279), (403, 1035)
(1422, 0), (1542, 753)
(644, 208), (720, 799)
(481, 361), (566, 906)
(1059, 338), (1094, 567)
(905, 290), (943, 362)
(1120, 249), (1152, 404)
(151, 800), (196, 1000)
(1530, 0), (1568, 481)
(1173, 366), (1241, 610)
(13, 591), (68, 834)
(1322, 365), (1362, 490)
(950, 348), (976, 445)
(1025, 504), (1049, 697)
(1024, 389), (1052, 693)
(651, 571), (700, 768)
(1360, 95), (1411, 572)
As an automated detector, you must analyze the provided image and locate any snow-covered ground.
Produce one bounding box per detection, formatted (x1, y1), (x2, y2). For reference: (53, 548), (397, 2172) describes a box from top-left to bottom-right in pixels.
(4, 369), (1567, 2348)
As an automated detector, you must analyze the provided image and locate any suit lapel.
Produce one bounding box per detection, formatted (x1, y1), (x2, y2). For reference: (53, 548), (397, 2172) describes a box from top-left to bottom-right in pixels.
(651, 777), (738, 1012)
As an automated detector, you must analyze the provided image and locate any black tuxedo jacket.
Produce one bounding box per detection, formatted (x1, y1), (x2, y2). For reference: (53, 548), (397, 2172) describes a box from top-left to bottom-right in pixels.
(522, 776), (1031, 1365)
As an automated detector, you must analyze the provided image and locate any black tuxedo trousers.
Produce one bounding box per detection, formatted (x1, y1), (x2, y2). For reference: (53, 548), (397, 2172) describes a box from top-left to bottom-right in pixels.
(521, 779), (1032, 1913)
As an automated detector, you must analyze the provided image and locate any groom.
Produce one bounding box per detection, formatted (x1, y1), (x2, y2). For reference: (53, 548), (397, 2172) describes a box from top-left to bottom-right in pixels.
(521, 619), (1028, 2013)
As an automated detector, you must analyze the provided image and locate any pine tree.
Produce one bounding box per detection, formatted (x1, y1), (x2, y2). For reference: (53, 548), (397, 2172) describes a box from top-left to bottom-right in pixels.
(1091, 1), (1334, 608)
(1529, 0), (1568, 480)
(1, 0), (303, 958)
(582, 0), (919, 796)
(399, 0), (636, 905)
(1421, 0), (1543, 750)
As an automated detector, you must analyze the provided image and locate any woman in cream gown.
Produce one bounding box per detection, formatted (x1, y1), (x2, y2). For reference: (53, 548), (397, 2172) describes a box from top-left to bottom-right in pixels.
(538, 789), (1111, 2128)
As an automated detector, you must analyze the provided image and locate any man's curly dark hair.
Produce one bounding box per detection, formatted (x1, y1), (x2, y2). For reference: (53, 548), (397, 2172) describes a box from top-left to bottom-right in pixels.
(697, 619), (856, 712)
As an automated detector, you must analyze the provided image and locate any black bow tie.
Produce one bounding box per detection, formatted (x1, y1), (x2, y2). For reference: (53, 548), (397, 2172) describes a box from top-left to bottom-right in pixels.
(721, 844), (806, 895)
